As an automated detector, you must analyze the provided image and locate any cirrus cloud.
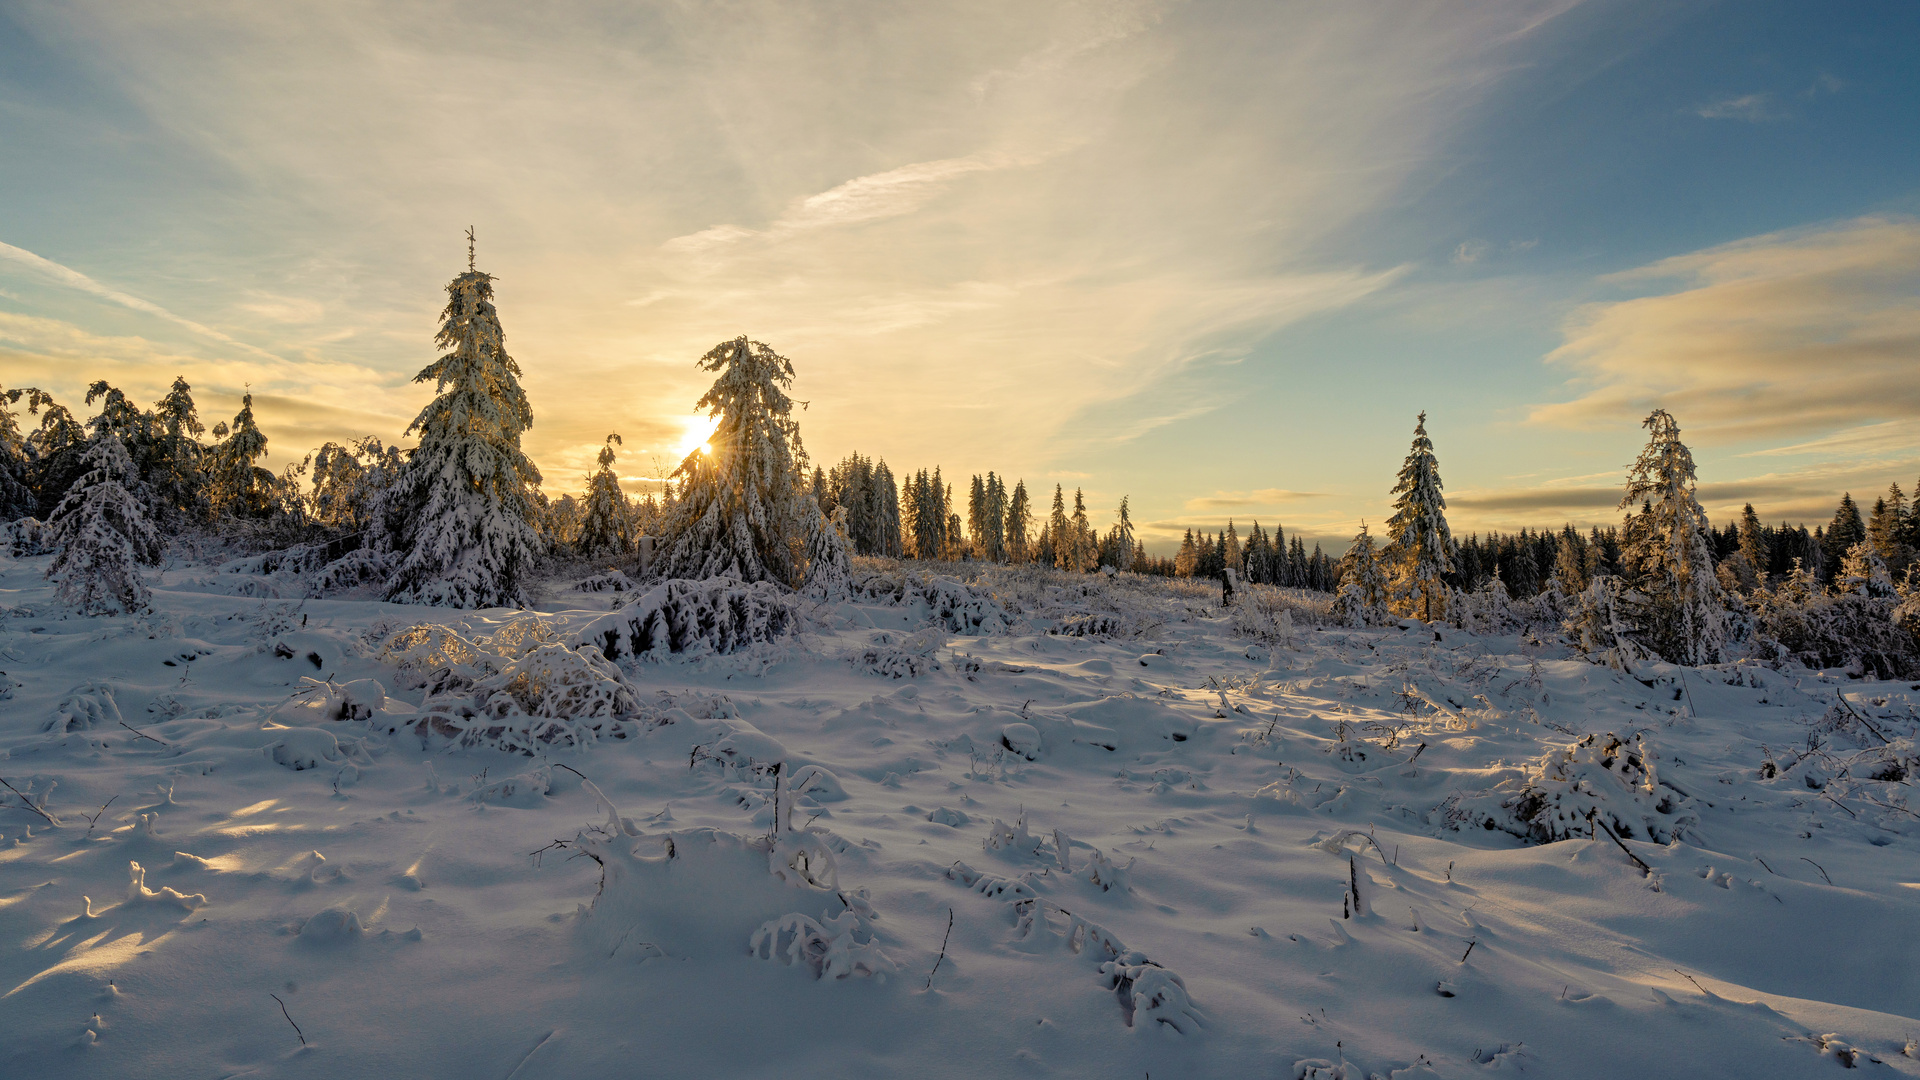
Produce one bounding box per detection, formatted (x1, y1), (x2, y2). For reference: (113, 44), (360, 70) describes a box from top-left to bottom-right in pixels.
(1529, 216), (1920, 441)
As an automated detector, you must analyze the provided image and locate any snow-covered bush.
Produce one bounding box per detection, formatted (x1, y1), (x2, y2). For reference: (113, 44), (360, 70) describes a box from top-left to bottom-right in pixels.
(4, 517), (50, 556)
(1751, 580), (1917, 680)
(1438, 732), (1696, 844)
(574, 577), (797, 661)
(1230, 585), (1297, 646)
(377, 619), (647, 751)
(577, 570), (636, 593)
(856, 627), (947, 679)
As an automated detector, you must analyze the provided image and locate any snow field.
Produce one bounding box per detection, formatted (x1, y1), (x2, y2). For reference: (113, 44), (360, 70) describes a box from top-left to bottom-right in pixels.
(2, 555), (1919, 1078)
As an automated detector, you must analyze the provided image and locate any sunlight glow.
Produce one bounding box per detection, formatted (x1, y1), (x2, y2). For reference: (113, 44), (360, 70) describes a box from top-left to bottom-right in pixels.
(675, 415), (719, 459)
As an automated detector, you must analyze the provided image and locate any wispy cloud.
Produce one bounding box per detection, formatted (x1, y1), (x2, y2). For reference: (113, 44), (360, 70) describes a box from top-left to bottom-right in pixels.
(1529, 216), (1920, 441)
(665, 150), (1056, 254)
(0, 240), (284, 363)
(1185, 489), (1329, 511)
(1694, 93), (1780, 122)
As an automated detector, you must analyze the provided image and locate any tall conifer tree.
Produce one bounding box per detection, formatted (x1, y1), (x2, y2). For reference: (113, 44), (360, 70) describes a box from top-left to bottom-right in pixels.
(1383, 411), (1455, 621)
(384, 251), (543, 607)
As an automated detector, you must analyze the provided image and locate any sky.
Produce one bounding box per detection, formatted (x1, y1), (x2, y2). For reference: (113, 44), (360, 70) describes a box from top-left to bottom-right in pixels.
(1, 0), (1916, 553)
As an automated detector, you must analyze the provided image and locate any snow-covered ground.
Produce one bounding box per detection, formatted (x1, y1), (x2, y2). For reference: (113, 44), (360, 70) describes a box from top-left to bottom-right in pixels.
(3, 554), (1918, 1079)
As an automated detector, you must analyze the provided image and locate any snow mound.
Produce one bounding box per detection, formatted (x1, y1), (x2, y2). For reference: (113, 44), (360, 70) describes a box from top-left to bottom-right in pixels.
(556, 783), (892, 980)
(575, 578), (797, 661)
(416, 643), (644, 753)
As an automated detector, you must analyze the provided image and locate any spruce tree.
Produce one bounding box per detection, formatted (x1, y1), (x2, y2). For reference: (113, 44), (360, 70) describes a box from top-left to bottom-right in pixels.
(1006, 480), (1031, 563)
(384, 261), (544, 607)
(45, 432), (161, 614)
(150, 377), (207, 524)
(208, 392), (273, 519)
(1048, 485), (1070, 569)
(1615, 409), (1730, 665)
(0, 387), (37, 520)
(1068, 488), (1094, 572)
(1112, 496), (1136, 571)
(1822, 493), (1865, 584)
(1175, 529), (1198, 577)
(578, 435), (633, 557)
(1331, 522), (1388, 626)
(657, 337), (813, 585)
(872, 459), (901, 557)
(1383, 411), (1455, 621)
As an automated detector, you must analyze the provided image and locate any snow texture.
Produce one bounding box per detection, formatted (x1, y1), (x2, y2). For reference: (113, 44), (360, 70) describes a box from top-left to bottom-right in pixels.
(4, 553), (1920, 1079)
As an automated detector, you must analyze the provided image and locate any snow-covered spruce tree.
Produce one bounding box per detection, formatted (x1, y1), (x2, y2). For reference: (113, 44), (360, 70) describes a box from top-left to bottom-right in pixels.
(1068, 488), (1094, 572)
(1048, 485), (1070, 569)
(150, 377), (208, 524)
(872, 459), (901, 557)
(206, 392), (275, 519)
(800, 501), (853, 600)
(1838, 541), (1896, 599)
(656, 337), (813, 586)
(577, 435), (633, 558)
(46, 431), (162, 615)
(1331, 522), (1389, 626)
(1112, 496), (1136, 571)
(1615, 410), (1733, 665)
(0, 387), (37, 520)
(1383, 411), (1456, 622)
(383, 267), (544, 608)
(1006, 479), (1030, 563)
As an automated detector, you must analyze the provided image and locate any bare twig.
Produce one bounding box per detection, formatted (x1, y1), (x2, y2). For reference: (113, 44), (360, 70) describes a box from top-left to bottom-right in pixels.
(270, 993), (306, 1046)
(1595, 819), (1653, 874)
(1834, 692), (1891, 745)
(551, 763), (588, 782)
(926, 908), (954, 990)
(1753, 855), (1776, 875)
(118, 721), (167, 746)
(83, 795), (119, 837)
(1799, 857), (1832, 886)
(0, 776), (56, 825)
(1674, 969), (1709, 996)
(1460, 938), (1477, 963)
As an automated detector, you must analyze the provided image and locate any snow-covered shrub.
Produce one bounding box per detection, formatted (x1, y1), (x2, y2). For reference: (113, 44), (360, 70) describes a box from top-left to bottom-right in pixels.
(419, 643), (643, 752)
(1438, 732), (1696, 844)
(856, 627), (947, 679)
(285, 676), (388, 721)
(1101, 955), (1203, 1034)
(574, 578), (797, 661)
(1056, 613), (1125, 638)
(377, 618), (648, 751)
(4, 517), (50, 556)
(907, 572), (1014, 635)
(1752, 585), (1917, 680)
(1231, 586), (1296, 647)
(48, 683), (124, 734)
(311, 547), (397, 594)
(577, 570), (636, 593)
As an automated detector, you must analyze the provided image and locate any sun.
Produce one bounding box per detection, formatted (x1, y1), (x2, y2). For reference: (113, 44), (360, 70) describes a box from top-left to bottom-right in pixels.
(674, 415), (719, 458)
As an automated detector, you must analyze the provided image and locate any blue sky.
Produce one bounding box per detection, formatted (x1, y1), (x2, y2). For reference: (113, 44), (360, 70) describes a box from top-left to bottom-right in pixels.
(1, 0), (1915, 551)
